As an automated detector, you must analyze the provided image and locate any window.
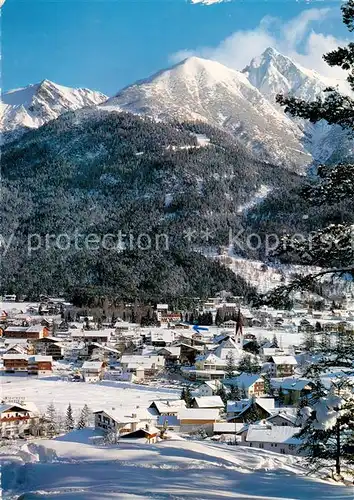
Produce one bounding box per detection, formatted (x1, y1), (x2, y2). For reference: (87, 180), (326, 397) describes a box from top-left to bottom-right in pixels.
(259, 443), (264, 449)
(280, 449), (286, 454)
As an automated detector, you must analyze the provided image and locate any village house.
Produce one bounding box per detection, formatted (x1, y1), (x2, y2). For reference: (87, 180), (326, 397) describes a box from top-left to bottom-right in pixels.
(224, 374), (265, 398)
(179, 408), (220, 433)
(31, 337), (65, 360)
(93, 409), (140, 436)
(260, 347), (294, 362)
(181, 353), (226, 381)
(88, 343), (120, 363)
(119, 424), (160, 444)
(266, 409), (298, 427)
(0, 401), (40, 439)
(240, 423), (302, 455)
(81, 360), (105, 382)
(263, 356), (298, 378)
(212, 422), (244, 442)
(71, 330), (111, 344)
(3, 354), (28, 372)
(3, 325), (49, 340)
(227, 398), (275, 423)
(197, 380), (223, 397)
(149, 399), (186, 417)
(156, 346), (181, 365)
(177, 342), (204, 365)
(149, 330), (175, 347)
(4, 343), (28, 356)
(27, 355), (53, 375)
(271, 378), (313, 404)
(120, 354), (165, 379)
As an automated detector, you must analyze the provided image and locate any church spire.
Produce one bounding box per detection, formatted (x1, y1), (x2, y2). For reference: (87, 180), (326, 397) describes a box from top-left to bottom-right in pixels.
(235, 309), (244, 345)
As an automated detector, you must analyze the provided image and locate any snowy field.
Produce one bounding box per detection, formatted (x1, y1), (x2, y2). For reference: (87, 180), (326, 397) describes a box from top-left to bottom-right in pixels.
(0, 375), (180, 417)
(2, 430), (352, 500)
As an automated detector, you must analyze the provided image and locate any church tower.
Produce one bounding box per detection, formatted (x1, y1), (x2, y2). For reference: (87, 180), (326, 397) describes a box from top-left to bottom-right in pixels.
(235, 309), (244, 346)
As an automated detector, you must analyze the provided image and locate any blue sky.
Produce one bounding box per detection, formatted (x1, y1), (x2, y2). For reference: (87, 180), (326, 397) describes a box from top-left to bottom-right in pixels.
(2, 0), (348, 95)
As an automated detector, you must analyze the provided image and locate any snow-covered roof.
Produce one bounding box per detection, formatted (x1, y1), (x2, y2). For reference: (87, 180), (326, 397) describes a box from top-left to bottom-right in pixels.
(266, 410), (298, 425)
(121, 355), (164, 365)
(246, 424), (302, 444)
(227, 397), (275, 415)
(4, 326), (28, 332)
(202, 380), (221, 390)
(26, 325), (45, 332)
(82, 361), (104, 370)
(270, 355), (297, 365)
(196, 353), (226, 366)
(150, 399), (186, 414)
(91, 343), (120, 354)
(71, 330), (110, 337)
(3, 353), (28, 360)
(213, 423), (244, 433)
(93, 409), (139, 424)
(28, 355), (53, 362)
(227, 399), (251, 413)
(5, 344), (27, 354)
(0, 402), (30, 413)
(193, 396), (224, 408)
(179, 408), (220, 421)
(225, 373), (263, 389)
(3, 338), (28, 345)
(156, 346), (181, 357)
(271, 377), (311, 391)
(150, 330), (175, 343)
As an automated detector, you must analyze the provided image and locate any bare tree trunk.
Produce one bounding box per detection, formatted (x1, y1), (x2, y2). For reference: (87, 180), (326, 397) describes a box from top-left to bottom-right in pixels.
(335, 423), (341, 476)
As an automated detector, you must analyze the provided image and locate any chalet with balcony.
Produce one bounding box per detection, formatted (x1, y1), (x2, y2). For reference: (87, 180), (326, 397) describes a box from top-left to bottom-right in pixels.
(0, 402), (40, 439)
(3, 354), (28, 372)
(27, 355), (53, 375)
(81, 360), (105, 382)
(263, 356), (298, 378)
(3, 325), (49, 340)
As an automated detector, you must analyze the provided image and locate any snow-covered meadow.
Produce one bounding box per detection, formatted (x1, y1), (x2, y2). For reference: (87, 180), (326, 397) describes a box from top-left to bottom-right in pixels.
(2, 431), (352, 499)
(0, 375), (180, 417)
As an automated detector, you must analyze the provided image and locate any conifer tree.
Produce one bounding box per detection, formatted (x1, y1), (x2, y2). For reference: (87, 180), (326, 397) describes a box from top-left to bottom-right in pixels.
(278, 386), (285, 406)
(46, 402), (58, 437)
(240, 383), (247, 399)
(262, 373), (272, 396)
(216, 385), (228, 410)
(184, 386), (193, 408)
(77, 404), (91, 429)
(229, 382), (241, 401)
(237, 354), (252, 374)
(225, 351), (237, 378)
(297, 381), (354, 477)
(180, 387), (186, 402)
(65, 403), (75, 433)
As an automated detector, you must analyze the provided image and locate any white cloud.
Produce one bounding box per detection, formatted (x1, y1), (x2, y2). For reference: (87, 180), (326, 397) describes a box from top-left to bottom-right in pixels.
(170, 8), (348, 81)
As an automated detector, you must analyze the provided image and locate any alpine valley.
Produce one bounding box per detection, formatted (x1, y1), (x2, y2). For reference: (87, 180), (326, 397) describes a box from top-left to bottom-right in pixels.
(2, 48), (353, 303)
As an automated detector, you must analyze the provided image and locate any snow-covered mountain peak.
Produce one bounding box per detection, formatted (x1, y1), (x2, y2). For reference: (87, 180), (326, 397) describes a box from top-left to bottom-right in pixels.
(103, 55), (309, 171)
(1, 80), (108, 142)
(243, 47), (336, 102)
(243, 47), (352, 164)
